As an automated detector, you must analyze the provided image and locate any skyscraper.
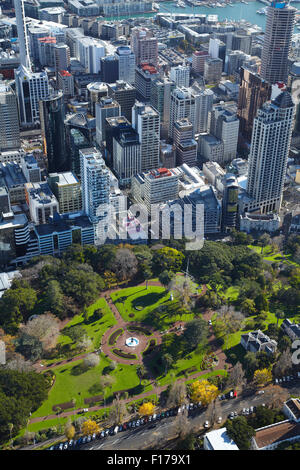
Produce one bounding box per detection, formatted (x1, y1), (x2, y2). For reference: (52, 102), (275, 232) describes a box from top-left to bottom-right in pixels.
(170, 65), (190, 88)
(0, 83), (21, 151)
(237, 67), (272, 141)
(261, 2), (296, 84)
(115, 46), (136, 85)
(193, 86), (214, 134)
(14, 0), (31, 70)
(246, 91), (295, 214)
(150, 77), (175, 139)
(169, 88), (196, 139)
(100, 56), (119, 84)
(132, 102), (160, 172)
(173, 118), (197, 166)
(40, 91), (67, 173)
(209, 103), (239, 164)
(131, 28), (158, 67)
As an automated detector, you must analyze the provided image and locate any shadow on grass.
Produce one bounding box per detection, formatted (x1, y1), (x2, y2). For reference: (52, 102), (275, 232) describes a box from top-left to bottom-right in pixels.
(70, 363), (85, 376)
(224, 343), (245, 366)
(131, 291), (166, 310)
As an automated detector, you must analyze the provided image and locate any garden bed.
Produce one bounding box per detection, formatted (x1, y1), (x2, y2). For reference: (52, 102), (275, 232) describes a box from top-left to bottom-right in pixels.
(128, 325), (152, 336)
(84, 395), (103, 404)
(112, 349), (137, 360)
(108, 328), (124, 346)
(143, 339), (157, 356)
(52, 401), (74, 412)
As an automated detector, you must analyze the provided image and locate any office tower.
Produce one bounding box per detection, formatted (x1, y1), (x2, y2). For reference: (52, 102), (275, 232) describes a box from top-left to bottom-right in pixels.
(132, 102), (160, 172)
(193, 86), (214, 134)
(115, 46), (135, 85)
(24, 182), (59, 225)
(246, 91), (294, 214)
(209, 38), (220, 59)
(54, 43), (70, 74)
(225, 50), (250, 77)
(37, 37), (56, 67)
(0, 83), (20, 151)
(232, 33), (252, 55)
(209, 104), (239, 164)
(77, 37), (105, 74)
(160, 142), (176, 168)
(100, 56), (119, 84)
(95, 97), (121, 146)
(57, 70), (74, 97)
(192, 51), (210, 75)
(204, 58), (223, 84)
(87, 82), (108, 117)
(107, 81), (136, 122)
(0, 186), (10, 214)
(48, 172), (82, 214)
(21, 154), (41, 183)
(222, 174), (239, 232)
(105, 116), (132, 163)
(135, 63), (159, 102)
(170, 65), (190, 88)
(65, 127), (90, 177)
(15, 67), (49, 126)
(40, 91), (67, 173)
(173, 118), (197, 166)
(150, 77), (175, 139)
(113, 128), (141, 186)
(169, 87), (195, 139)
(261, 2), (296, 84)
(131, 28), (158, 67)
(237, 67), (272, 141)
(14, 0), (31, 70)
(80, 148), (110, 240)
(131, 168), (179, 211)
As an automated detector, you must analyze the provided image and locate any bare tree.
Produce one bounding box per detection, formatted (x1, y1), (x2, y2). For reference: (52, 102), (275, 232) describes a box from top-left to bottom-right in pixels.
(274, 349), (292, 377)
(112, 248), (138, 282)
(168, 276), (196, 310)
(5, 353), (33, 372)
(83, 353), (100, 369)
(167, 382), (187, 408)
(20, 313), (60, 350)
(215, 306), (244, 347)
(264, 385), (289, 409)
(227, 362), (246, 391)
(108, 395), (128, 426)
(77, 335), (92, 352)
(206, 399), (221, 426)
(173, 409), (189, 439)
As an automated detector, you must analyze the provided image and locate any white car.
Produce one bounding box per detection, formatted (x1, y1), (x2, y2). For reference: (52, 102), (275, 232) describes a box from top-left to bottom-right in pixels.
(83, 408), (89, 412)
(114, 426), (119, 434)
(217, 416), (222, 424)
(258, 390), (265, 395)
(204, 421), (210, 429)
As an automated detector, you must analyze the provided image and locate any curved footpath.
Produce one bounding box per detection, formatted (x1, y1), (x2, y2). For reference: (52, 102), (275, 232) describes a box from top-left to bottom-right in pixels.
(30, 282), (231, 424)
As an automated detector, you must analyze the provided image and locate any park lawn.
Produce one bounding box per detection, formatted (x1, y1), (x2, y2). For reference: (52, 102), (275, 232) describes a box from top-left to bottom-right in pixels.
(153, 348), (206, 386)
(57, 298), (117, 352)
(31, 354), (151, 419)
(111, 285), (174, 323)
(184, 369), (228, 386)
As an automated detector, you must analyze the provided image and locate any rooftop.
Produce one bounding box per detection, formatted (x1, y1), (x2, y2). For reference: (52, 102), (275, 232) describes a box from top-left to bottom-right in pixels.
(204, 428), (239, 450)
(254, 421), (300, 449)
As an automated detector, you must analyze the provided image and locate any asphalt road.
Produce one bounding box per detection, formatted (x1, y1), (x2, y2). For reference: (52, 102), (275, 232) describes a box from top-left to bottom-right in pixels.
(80, 392), (278, 451)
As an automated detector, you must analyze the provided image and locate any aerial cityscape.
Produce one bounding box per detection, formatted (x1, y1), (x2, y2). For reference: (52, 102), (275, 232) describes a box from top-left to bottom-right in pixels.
(0, 0), (300, 455)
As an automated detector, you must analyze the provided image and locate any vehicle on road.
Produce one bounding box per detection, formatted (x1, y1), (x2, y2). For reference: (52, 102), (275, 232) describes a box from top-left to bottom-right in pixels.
(217, 416), (222, 424)
(204, 421), (210, 428)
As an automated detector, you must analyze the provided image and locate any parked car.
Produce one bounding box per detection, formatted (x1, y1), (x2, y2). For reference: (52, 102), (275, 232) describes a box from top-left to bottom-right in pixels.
(114, 426), (119, 434)
(204, 421), (210, 429)
(217, 416), (222, 424)
(257, 390), (265, 395)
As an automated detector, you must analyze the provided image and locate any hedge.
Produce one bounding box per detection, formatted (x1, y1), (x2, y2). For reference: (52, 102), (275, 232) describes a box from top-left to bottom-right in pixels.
(127, 325), (152, 336)
(112, 349), (137, 360)
(108, 328), (124, 346)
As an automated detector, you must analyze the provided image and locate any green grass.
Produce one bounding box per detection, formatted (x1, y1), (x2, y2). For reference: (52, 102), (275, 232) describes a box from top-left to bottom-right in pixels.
(54, 298), (117, 357)
(31, 355), (152, 419)
(184, 369), (228, 385)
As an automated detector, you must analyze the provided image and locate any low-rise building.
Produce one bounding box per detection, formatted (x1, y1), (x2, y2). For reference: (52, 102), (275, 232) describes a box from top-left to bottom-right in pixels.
(239, 212), (280, 234)
(281, 319), (300, 342)
(240, 330), (277, 355)
(204, 428), (239, 450)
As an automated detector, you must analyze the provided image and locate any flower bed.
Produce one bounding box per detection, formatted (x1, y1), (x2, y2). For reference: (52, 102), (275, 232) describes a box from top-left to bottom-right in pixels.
(52, 401), (74, 412)
(112, 349), (137, 360)
(143, 339), (157, 356)
(128, 325), (152, 336)
(84, 395), (103, 404)
(108, 328), (123, 346)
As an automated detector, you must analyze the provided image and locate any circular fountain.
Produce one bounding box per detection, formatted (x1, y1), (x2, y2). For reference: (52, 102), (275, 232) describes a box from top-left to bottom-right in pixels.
(125, 337), (139, 347)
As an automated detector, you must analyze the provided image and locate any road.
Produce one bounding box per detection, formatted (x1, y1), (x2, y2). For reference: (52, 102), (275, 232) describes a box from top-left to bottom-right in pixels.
(80, 392), (274, 451)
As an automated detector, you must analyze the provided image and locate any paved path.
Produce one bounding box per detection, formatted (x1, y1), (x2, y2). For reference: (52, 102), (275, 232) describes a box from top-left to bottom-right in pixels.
(30, 281), (231, 424)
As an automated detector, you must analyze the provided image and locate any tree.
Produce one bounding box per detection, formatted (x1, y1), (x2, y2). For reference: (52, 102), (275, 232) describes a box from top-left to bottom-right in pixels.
(240, 298), (256, 316)
(153, 247), (184, 274)
(112, 248), (138, 282)
(215, 306), (244, 347)
(227, 362), (246, 391)
(63, 325), (86, 343)
(42, 280), (64, 318)
(176, 433), (196, 450)
(253, 368), (272, 387)
(109, 396), (128, 425)
(82, 419), (100, 436)
(137, 364), (147, 385)
(182, 318), (209, 353)
(64, 419), (75, 440)
(139, 402), (155, 416)
(15, 333), (43, 362)
(62, 267), (105, 306)
(168, 275), (196, 310)
(158, 270), (174, 290)
(5, 354), (33, 372)
(273, 349), (292, 377)
(259, 233), (271, 254)
(20, 313), (60, 351)
(225, 416), (255, 450)
(83, 353), (100, 369)
(263, 385), (289, 409)
(275, 310), (285, 326)
(190, 380), (218, 406)
(77, 335), (92, 352)
(167, 382), (187, 408)
(163, 353), (173, 375)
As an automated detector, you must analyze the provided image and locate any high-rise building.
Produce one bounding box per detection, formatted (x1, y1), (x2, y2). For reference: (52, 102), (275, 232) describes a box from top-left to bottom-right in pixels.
(48, 172), (82, 214)
(209, 38), (220, 59)
(54, 43), (70, 75)
(95, 97), (121, 146)
(105, 116), (132, 163)
(77, 37), (105, 74)
(222, 174), (239, 232)
(115, 46), (135, 85)
(38, 37), (56, 67)
(24, 182), (59, 225)
(107, 80), (136, 122)
(57, 70), (74, 97)
(170, 65), (190, 88)
(246, 91), (295, 214)
(135, 63), (159, 102)
(40, 91), (67, 173)
(204, 57), (223, 84)
(261, 2), (296, 84)
(0, 83), (20, 151)
(193, 86), (214, 134)
(132, 102), (160, 172)
(173, 118), (197, 166)
(192, 51), (210, 75)
(80, 147), (110, 240)
(100, 55), (119, 84)
(131, 28), (158, 67)
(14, 0), (31, 70)
(232, 33), (252, 55)
(169, 87), (195, 139)
(150, 77), (175, 139)
(237, 67), (272, 140)
(209, 104), (239, 164)
(113, 128), (141, 186)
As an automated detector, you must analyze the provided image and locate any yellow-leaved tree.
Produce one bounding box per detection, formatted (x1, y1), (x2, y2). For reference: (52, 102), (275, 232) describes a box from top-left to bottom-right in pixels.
(253, 368), (272, 387)
(82, 419), (100, 436)
(139, 402), (155, 416)
(190, 380), (218, 406)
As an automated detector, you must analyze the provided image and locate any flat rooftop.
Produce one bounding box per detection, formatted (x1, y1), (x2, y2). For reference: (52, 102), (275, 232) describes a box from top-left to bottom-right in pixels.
(254, 421), (300, 449)
(205, 428), (239, 450)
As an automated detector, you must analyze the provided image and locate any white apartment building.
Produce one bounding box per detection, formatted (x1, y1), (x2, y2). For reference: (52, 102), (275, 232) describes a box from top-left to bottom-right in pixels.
(194, 87), (214, 134)
(209, 104), (239, 164)
(77, 37), (105, 74)
(115, 46), (136, 85)
(24, 182), (59, 225)
(0, 83), (20, 151)
(132, 102), (160, 172)
(169, 87), (196, 139)
(170, 65), (190, 88)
